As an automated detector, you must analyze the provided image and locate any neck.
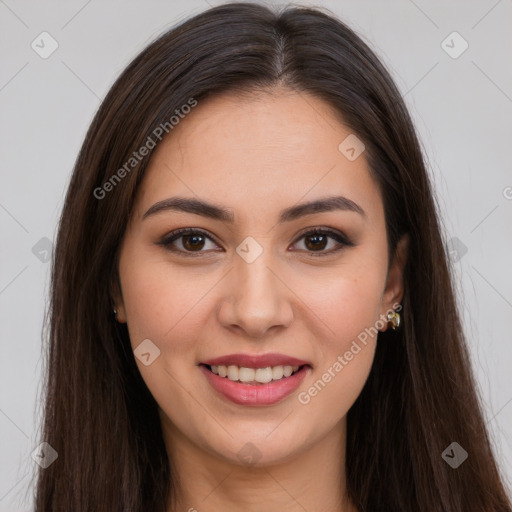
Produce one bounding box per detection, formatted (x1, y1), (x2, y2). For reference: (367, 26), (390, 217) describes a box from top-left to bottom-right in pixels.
(161, 414), (357, 512)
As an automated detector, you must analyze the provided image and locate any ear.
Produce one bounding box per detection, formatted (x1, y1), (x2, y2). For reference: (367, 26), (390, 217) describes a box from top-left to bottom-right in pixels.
(379, 234), (409, 331)
(110, 270), (127, 323)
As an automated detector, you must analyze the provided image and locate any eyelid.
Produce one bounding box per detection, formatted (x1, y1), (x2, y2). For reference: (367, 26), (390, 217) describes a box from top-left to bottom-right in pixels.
(157, 226), (354, 256)
(157, 227), (221, 256)
(291, 227), (355, 257)
(294, 226), (354, 245)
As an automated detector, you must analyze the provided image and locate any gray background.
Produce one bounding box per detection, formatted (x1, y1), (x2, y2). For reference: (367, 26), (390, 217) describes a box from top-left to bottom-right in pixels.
(1, 0), (511, 509)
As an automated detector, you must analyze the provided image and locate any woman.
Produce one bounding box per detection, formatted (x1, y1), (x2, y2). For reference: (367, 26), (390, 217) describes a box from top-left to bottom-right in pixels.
(33, 2), (512, 511)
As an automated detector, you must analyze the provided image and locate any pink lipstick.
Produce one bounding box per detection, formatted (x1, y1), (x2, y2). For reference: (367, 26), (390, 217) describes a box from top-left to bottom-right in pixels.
(199, 352), (312, 406)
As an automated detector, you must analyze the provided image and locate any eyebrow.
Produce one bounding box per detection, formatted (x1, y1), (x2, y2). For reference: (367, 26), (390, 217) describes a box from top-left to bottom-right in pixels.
(142, 195), (366, 223)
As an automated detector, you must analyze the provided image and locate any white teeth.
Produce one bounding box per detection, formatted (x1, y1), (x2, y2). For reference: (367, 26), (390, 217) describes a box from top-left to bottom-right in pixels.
(272, 366), (284, 380)
(227, 365), (239, 381)
(255, 367), (273, 383)
(283, 366), (293, 377)
(209, 364), (302, 383)
(239, 367), (255, 382)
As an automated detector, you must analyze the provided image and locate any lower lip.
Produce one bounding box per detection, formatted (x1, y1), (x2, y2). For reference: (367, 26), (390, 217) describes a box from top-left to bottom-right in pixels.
(199, 364), (311, 406)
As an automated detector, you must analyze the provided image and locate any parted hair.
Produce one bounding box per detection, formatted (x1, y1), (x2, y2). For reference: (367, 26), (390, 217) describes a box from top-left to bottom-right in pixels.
(33, 2), (511, 511)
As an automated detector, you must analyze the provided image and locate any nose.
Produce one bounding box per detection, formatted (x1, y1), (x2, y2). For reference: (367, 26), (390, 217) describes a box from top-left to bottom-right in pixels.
(217, 252), (294, 339)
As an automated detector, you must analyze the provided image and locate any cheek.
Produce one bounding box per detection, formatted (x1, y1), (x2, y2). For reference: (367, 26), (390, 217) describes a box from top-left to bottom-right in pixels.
(118, 250), (215, 424)
(293, 254), (385, 412)
(119, 243), (215, 352)
(294, 274), (381, 420)
(302, 255), (387, 346)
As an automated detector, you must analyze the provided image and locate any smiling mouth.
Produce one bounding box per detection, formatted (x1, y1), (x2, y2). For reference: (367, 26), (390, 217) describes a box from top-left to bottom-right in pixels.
(201, 363), (308, 385)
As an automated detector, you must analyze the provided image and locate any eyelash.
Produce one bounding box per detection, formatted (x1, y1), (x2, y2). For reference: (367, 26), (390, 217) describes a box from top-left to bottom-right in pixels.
(157, 227), (355, 257)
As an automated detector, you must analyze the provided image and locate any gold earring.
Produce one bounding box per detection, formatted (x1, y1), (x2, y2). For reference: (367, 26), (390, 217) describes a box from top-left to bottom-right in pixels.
(387, 309), (401, 330)
(113, 308), (119, 322)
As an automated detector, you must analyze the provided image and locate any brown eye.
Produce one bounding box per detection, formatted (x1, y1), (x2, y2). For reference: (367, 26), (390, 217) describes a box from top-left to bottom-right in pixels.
(292, 228), (354, 256)
(159, 229), (220, 255)
(304, 233), (329, 251)
(158, 227), (354, 257)
(181, 233), (206, 251)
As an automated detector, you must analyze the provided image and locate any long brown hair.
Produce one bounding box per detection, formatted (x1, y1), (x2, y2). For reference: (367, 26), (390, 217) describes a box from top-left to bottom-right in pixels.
(33, 2), (512, 510)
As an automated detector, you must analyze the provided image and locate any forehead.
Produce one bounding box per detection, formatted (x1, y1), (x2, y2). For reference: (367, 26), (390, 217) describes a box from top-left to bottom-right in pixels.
(132, 89), (383, 225)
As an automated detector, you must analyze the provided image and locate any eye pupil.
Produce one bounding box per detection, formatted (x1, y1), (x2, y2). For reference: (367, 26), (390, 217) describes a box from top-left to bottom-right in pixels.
(183, 234), (205, 251)
(162, 228), (348, 256)
(305, 234), (328, 251)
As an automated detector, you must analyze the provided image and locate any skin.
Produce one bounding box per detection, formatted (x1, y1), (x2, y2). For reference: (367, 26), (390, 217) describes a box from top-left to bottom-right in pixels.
(113, 86), (408, 512)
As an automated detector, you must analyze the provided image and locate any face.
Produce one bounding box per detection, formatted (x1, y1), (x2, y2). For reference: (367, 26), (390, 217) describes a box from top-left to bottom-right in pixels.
(114, 88), (406, 467)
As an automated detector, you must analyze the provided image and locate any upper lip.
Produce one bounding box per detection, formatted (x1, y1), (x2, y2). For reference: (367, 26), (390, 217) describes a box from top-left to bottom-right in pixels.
(201, 352), (312, 368)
